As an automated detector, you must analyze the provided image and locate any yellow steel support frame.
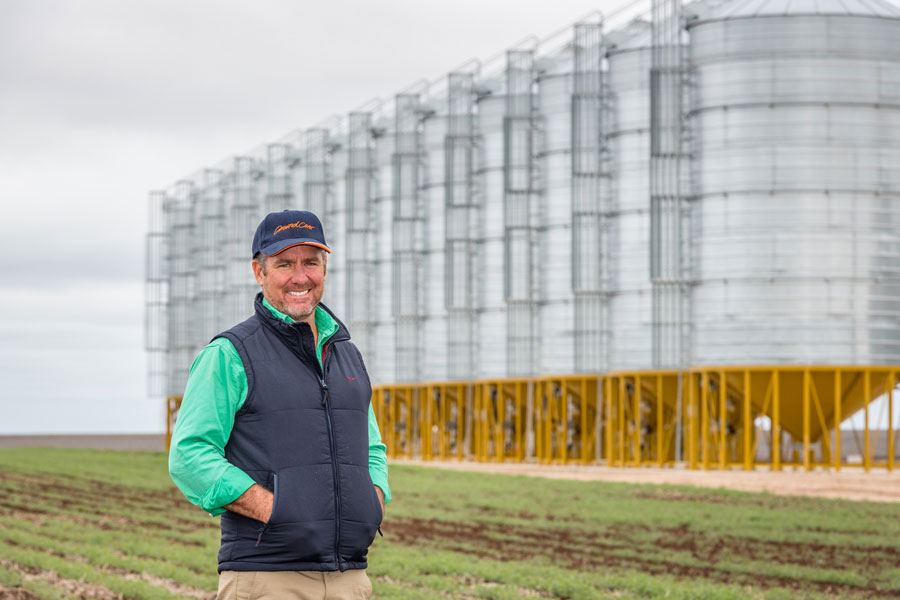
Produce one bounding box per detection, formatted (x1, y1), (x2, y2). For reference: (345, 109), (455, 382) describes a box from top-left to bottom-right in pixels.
(166, 396), (181, 451)
(835, 370), (842, 472)
(604, 376), (613, 466)
(602, 371), (679, 467)
(421, 385), (434, 461)
(535, 376), (598, 465)
(886, 371), (896, 471)
(163, 367), (900, 472)
(487, 379), (527, 463)
(371, 384), (419, 459)
(743, 370), (752, 471)
(417, 383), (468, 461)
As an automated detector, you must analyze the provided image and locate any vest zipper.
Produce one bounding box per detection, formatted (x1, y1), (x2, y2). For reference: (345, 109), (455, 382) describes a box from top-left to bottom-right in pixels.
(320, 373), (344, 571)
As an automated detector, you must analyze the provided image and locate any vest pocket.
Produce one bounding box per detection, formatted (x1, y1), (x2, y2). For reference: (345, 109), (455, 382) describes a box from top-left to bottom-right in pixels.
(268, 473), (281, 523)
(243, 464), (335, 564)
(336, 465), (382, 562)
(255, 473), (280, 547)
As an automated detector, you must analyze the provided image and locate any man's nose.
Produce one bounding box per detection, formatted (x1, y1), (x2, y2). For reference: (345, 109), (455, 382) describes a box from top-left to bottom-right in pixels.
(289, 265), (312, 283)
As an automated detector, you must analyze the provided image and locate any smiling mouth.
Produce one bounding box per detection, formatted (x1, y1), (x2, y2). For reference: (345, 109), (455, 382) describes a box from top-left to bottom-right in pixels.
(287, 290), (310, 297)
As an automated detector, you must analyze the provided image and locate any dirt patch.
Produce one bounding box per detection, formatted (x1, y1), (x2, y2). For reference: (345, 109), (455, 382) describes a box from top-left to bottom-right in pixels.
(1, 545), (214, 600)
(452, 574), (557, 598)
(0, 472), (215, 535)
(634, 488), (766, 506)
(0, 558), (122, 600)
(394, 459), (900, 503)
(385, 516), (893, 598)
(111, 569), (214, 600)
(374, 575), (481, 600)
(653, 524), (900, 573)
(0, 585), (41, 600)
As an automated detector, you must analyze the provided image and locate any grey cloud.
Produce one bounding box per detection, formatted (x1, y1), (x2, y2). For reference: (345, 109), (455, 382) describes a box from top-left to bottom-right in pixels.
(0, 0), (625, 434)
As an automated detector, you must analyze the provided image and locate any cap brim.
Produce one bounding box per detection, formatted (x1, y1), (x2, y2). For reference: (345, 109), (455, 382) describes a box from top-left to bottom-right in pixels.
(262, 239), (331, 256)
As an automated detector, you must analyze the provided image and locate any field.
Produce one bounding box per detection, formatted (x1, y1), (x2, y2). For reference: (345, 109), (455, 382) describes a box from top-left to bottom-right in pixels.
(0, 449), (899, 599)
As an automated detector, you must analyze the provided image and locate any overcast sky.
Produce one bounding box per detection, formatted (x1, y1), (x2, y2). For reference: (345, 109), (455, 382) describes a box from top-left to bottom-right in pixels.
(0, 0), (648, 434)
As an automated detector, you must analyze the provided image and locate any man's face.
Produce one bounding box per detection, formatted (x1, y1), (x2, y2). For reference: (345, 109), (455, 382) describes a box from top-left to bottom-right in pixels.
(252, 245), (327, 324)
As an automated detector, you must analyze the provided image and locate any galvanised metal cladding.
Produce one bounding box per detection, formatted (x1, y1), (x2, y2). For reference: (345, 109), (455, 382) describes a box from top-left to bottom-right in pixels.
(572, 22), (606, 375)
(537, 59), (577, 375)
(145, 190), (168, 397)
(650, 0), (689, 370)
(372, 117), (396, 385)
(422, 112), (450, 382)
(147, 1), (900, 405)
(195, 169), (226, 346)
(394, 96), (426, 383)
(166, 180), (196, 396)
(223, 157), (259, 330)
(605, 20), (653, 371)
(687, 0), (900, 366)
(264, 143), (291, 214)
(476, 89), (507, 379)
(505, 50), (539, 377)
(326, 131), (348, 326)
(302, 129), (331, 231)
(445, 72), (479, 382)
(345, 112), (377, 361)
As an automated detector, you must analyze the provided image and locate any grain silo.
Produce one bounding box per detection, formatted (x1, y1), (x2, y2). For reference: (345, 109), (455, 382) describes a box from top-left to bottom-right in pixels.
(688, 0), (900, 368)
(149, 0), (900, 469)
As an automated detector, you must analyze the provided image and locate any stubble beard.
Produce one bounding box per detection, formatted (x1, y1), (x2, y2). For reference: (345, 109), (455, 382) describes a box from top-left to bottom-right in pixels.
(278, 299), (316, 323)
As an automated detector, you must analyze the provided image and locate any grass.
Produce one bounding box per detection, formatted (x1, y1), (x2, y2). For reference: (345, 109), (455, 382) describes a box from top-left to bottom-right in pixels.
(0, 448), (898, 599)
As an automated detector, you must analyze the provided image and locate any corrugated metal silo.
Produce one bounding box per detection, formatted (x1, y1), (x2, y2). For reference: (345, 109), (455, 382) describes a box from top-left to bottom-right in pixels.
(263, 143), (292, 214)
(166, 180), (196, 395)
(475, 78), (508, 379)
(326, 127), (348, 326)
(372, 115), (396, 384)
(687, 0), (900, 366)
(445, 71), (479, 381)
(195, 168), (226, 343)
(605, 19), (654, 370)
(393, 95), (427, 382)
(505, 49), (539, 377)
(422, 106), (450, 382)
(537, 53), (577, 374)
(222, 157), (259, 328)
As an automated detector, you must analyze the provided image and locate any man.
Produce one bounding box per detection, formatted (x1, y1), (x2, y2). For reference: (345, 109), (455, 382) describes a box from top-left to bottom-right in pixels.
(169, 209), (389, 600)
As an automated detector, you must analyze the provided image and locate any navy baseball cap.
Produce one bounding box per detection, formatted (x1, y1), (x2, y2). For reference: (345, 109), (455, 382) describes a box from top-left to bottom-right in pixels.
(252, 210), (331, 257)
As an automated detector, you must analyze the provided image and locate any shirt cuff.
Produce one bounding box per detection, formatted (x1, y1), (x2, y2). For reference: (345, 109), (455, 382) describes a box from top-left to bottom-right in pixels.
(200, 465), (257, 516)
(371, 472), (391, 505)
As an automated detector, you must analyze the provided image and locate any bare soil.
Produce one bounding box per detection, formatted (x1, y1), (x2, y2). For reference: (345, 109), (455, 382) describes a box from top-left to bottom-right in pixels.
(0, 558), (123, 600)
(393, 458), (900, 503)
(386, 514), (896, 598)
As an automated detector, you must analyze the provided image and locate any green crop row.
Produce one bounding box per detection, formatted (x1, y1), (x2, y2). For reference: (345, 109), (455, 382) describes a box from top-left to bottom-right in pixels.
(1, 448), (899, 599)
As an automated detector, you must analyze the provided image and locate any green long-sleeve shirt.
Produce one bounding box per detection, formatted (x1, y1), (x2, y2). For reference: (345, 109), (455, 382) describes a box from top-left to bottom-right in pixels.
(168, 298), (390, 516)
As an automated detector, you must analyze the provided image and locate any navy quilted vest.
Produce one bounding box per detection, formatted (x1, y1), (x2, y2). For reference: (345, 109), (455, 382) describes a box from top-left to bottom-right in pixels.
(214, 293), (381, 572)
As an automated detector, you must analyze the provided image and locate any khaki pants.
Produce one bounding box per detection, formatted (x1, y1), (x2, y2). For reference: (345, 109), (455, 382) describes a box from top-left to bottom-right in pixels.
(217, 569), (373, 600)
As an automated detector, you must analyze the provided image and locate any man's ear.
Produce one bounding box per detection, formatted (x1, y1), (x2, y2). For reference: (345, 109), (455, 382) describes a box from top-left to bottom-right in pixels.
(252, 260), (265, 286)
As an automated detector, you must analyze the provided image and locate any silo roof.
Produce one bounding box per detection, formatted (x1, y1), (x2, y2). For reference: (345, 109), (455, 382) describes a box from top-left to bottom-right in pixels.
(605, 17), (652, 53)
(686, 0), (900, 21)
